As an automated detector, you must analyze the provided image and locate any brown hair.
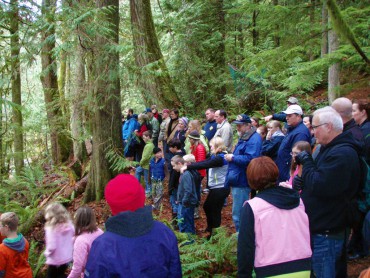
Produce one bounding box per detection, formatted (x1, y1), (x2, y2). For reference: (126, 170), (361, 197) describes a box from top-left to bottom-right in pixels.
(353, 99), (370, 120)
(247, 156), (279, 191)
(290, 141), (312, 174)
(171, 155), (185, 165)
(143, 130), (152, 138)
(74, 206), (98, 236)
(44, 202), (71, 228)
(0, 212), (19, 232)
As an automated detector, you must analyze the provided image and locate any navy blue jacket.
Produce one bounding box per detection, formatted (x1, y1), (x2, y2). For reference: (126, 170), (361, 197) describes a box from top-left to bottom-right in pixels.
(84, 206), (181, 278)
(261, 134), (285, 161)
(301, 132), (362, 234)
(203, 120), (218, 141)
(225, 131), (262, 188)
(177, 169), (201, 207)
(276, 121), (311, 182)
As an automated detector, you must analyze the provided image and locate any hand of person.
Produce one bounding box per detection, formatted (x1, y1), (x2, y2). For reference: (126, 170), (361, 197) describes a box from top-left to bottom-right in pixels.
(279, 181), (292, 189)
(264, 115), (273, 122)
(225, 154), (233, 162)
(292, 175), (304, 191)
(294, 151), (312, 165)
(266, 130), (272, 140)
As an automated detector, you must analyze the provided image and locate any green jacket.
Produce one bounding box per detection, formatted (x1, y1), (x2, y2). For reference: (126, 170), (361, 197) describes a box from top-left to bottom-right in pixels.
(140, 140), (154, 169)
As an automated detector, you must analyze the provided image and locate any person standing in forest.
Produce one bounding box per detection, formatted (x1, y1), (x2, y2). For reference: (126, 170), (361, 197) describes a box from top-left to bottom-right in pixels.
(85, 174), (181, 278)
(224, 114), (262, 232)
(146, 108), (160, 148)
(203, 108), (217, 142)
(275, 104), (311, 182)
(135, 131), (154, 197)
(151, 105), (162, 125)
(159, 109), (170, 159)
(214, 110), (233, 153)
(165, 108), (180, 166)
(294, 107), (362, 277)
(0, 212), (32, 278)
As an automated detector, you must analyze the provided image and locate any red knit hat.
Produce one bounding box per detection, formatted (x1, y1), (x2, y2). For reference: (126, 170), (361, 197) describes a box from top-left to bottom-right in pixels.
(105, 174), (145, 215)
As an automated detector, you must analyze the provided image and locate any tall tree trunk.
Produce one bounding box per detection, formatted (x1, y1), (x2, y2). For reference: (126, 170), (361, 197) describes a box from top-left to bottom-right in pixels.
(10, 0), (24, 175)
(84, 0), (121, 202)
(328, 23), (340, 104)
(40, 0), (72, 164)
(71, 42), (87, 163)
(321, 0), (328, 57)
(0, 80), (5, 179)
(130, 0), (180, 108)
(252, 0), (259, 47)
(273, 0), (280, 47)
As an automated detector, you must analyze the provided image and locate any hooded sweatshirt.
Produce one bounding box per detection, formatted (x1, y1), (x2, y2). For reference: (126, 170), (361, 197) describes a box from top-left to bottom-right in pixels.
(238, 186), (311, 278)
(0, 234), (32, 278)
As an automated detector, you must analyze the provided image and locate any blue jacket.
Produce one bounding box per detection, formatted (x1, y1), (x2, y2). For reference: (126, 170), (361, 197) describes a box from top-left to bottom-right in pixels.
(261, 132), (285, 161)
(225, 130), (262, 188)
(150, 157), (165, 180)
(122, 118), (140, 140)
(84, 206), (181, 278)
(301, 132), (362, 234)
(276, 121), (311, 182)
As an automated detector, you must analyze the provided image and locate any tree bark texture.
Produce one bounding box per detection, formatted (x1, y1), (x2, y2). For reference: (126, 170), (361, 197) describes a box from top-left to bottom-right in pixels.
(71, 42), (87, 163)
(328, 26), (340, 104)
(84, 0), (121, 202)
(40, 0), (73, 164)
(130, 0), (180, 108)
(10, 0), (24, 175)
(321, 0), (328, 57)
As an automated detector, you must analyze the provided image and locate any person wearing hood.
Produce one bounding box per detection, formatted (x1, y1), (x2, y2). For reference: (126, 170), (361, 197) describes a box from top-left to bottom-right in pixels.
(0, 212), (32, 278)
(293, 107), (362, 278)
(238, 156), (311, 277)
(84, 174), (181, 278)
(224, 114), (262, 232)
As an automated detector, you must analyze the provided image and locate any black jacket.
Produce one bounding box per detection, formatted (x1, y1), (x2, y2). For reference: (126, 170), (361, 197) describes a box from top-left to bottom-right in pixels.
(301, 132), (362, 234)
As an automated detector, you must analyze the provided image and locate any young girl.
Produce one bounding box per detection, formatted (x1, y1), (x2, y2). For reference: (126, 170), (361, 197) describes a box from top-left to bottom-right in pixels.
(288, 141), (312, 185)
(44, 203), (74, 278)
(67, 207), (103, 278)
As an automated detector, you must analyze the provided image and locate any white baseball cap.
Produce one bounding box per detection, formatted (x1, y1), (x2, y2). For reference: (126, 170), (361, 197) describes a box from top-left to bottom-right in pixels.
(283, 104), (303, 115)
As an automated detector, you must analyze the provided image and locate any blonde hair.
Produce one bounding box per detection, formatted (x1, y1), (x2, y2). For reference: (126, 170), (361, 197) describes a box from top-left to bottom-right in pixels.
(138, 113), (148, 122)
(0, 212), (19, 232)
(183, 154), (196, 163)
(209, 137), (226, 153)
(187, 120), (202, 135)
(44, 203), (71, 228)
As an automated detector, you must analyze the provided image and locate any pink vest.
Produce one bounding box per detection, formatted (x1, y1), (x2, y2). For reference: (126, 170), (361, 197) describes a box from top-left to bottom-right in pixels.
(248, 197), (312, 268)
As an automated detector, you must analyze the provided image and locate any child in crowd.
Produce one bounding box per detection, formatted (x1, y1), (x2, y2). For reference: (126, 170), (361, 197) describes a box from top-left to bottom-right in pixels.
(0, 212), (32, 278)
(171, 155), (200, 234)
(149, 147), (166, 210)
(135, 130), (154, 197)
(167, 139), (186, 227)
(288, 141), (312, 186)
(67, 207), (103, 278)
(44, 203), (74, 278)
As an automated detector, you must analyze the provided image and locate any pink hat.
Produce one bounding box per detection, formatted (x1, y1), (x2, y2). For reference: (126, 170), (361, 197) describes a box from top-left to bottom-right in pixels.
(162, 109), (170, 114)
(105, 174), (145, 215)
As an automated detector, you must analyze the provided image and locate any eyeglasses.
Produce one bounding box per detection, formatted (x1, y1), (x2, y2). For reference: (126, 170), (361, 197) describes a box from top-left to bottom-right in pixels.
(290, 152), (300, 156)
(312, 123), (328, 130)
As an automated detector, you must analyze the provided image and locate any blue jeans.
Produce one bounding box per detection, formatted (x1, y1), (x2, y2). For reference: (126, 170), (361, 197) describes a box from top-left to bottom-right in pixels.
(178, 204), (195, 234)
(311, 233), (346, 278)
(231, 187), (250, 232)
(170, 189), (178, 214)
(135, 166), (151, 194)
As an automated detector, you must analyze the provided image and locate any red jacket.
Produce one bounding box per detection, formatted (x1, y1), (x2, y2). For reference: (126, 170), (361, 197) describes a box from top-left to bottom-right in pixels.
(191, 143), (206, 177)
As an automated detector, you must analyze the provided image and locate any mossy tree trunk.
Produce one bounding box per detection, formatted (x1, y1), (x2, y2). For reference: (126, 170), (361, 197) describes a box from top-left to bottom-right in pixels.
(84, 0), (121, 202)
(9, 0), (24, 175)
(328, 21), (340, 104)
(130, 0), (180, 108)
(40, 0), (73, 164)
(321, 0), (328, 57)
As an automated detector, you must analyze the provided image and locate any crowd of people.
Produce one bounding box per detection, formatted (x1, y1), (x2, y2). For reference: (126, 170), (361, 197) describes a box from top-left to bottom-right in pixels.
(0, 97), (369, 277)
